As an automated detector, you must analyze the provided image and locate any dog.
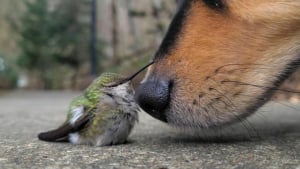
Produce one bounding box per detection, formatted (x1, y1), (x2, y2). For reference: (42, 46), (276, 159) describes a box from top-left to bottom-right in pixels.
(135, 0), (300, 129)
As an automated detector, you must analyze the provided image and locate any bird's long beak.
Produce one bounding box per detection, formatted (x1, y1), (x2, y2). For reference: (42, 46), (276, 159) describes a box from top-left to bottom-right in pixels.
(105, 61), (154, 87)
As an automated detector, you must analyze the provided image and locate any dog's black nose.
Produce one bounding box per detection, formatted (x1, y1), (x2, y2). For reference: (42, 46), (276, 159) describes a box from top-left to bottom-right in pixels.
(135, 78), (171, 122)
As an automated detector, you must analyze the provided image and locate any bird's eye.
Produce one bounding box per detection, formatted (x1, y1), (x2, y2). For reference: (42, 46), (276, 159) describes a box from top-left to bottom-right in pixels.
(203, 0), (225, 10)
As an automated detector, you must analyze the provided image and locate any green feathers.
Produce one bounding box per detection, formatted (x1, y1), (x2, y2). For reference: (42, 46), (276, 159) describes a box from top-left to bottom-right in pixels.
(67, 72), (123, 120)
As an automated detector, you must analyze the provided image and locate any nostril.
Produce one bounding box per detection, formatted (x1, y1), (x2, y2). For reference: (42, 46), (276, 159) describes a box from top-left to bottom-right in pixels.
(135, 79), (171, 120)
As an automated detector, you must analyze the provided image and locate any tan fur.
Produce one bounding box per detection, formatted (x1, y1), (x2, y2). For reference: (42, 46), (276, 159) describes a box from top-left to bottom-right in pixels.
(144, 0), (300, 128)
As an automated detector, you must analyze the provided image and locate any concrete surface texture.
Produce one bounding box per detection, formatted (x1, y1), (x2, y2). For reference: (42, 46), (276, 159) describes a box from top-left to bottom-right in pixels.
(0, 91), (299, 169)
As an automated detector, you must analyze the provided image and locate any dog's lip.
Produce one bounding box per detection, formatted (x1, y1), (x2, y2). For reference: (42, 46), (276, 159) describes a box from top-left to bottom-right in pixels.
(142, 107), (168, 123)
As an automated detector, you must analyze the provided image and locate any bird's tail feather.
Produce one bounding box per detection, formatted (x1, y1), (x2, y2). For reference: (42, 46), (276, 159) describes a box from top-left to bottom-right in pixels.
(38, 123), (74, 142)
(38, 114), (93, 142)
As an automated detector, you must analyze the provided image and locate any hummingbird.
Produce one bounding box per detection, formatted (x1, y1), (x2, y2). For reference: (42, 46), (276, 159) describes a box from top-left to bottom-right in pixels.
(38, 62), (153, 146)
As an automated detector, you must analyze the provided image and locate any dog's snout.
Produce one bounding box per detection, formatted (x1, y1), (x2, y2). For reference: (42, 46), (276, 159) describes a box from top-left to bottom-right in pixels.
(135, 78), (171, 122)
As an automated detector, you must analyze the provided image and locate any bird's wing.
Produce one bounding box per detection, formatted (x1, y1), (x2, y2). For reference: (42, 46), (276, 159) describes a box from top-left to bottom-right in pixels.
(38, 97), (96, 142)
(38, 110), (95, 142)
(79, 101), (123, 138)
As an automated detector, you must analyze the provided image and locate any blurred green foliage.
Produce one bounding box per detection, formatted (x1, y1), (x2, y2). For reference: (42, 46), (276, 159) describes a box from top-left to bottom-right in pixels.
(18, 0), (53, 70)
(17, 0), (93, 89)
(0, 53), (18, 89)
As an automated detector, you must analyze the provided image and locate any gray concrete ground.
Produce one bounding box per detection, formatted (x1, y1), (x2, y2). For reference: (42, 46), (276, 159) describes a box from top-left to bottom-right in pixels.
(0, 91), (299, 169)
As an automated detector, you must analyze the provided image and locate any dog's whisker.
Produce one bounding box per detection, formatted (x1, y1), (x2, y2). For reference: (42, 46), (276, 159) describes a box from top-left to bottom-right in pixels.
(204, 76), (261, 137)
(238, 92), (300, 111)
(221, 80), (300, 94)
(213, 90), (259, 138)
(214, 63), (272, 73)
(215, 67), (272, 74)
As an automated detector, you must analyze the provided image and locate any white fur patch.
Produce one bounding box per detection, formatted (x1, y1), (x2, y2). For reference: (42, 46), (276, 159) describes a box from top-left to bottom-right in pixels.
(69, 133), (80, 144)
(70, 106), (84, 125)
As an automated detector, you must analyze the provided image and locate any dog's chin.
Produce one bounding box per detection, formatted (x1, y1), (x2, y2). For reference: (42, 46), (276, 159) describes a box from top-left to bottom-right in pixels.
(165, 109), (232, 129)
(145, 103), (243, 129)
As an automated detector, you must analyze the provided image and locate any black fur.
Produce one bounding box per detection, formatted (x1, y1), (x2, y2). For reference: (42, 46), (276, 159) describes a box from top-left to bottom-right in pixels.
(154, 0), (191, 60)
(202, 0), (226, 10)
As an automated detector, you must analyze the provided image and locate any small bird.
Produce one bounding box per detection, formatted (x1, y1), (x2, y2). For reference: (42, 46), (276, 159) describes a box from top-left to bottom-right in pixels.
(38, 72), (141, 146)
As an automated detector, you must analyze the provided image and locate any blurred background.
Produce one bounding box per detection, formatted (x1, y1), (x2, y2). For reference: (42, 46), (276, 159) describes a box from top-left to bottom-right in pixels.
(0, 0), (299, 101)
(0, 0), (177, 90)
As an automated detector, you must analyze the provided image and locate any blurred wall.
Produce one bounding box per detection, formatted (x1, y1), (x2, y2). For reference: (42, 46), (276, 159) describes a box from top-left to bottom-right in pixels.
(97, 0), (175, 57)
(0, 0), (24, 57)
